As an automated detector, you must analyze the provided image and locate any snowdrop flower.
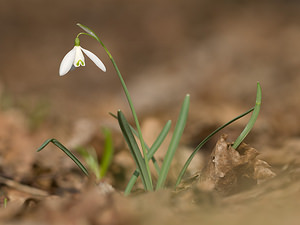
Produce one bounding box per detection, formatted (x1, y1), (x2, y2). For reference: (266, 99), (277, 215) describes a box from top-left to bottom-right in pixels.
(59, 37), (106, 76)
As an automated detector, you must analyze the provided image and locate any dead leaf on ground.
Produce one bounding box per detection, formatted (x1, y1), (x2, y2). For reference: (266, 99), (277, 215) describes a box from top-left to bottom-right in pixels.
(199, 134), (276, 195)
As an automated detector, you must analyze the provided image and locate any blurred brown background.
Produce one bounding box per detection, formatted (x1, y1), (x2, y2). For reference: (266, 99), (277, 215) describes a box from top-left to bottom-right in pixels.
(1, 0), (300, 142)
(1, 2), (300, 224)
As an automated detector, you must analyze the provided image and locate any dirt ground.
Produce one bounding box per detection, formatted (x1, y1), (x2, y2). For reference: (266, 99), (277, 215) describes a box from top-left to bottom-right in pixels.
(1, 1), (300, 224)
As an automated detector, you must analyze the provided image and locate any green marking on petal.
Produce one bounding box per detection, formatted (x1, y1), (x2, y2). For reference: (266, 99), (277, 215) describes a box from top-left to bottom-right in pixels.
(76, 60), (84, 66)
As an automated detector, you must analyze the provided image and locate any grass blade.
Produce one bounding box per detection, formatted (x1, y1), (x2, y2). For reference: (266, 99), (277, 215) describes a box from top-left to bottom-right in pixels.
(148, 120), (172, 161)
(100, 128), (114, 178)
(128, 119), (172, 174)
(77, 147), (100, 179)
(37, 139), (89, 177)
(156, 94), (190, 190)
(117, 110), (153, 191)
(110, 112), (171, 174)
(175, 107), (254, 187)
(232, 82), (262, 149)
(124, 170), (140, 196)
(147, 120), (172, 174)
(123, 120), (172, 195)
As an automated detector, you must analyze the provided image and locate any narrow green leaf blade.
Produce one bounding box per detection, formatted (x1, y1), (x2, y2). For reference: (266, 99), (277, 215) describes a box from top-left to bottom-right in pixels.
(124, 170), (140, 196)
(148, 120), (172, 159)
(123, 120), (171, 195)
(100, 128), (114, 178)
(175, 107), (254, 187)
(37, 139), (53, 152)
(232, 82), (262, 149)
(110, 112), (171, 173)
(156, 94), (190, 190)
(37, 139), (89, 177)
(117, 110), (153, 191)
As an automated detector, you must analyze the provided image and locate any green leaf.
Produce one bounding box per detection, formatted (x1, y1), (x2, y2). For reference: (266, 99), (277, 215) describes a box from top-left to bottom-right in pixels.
(124, 120), (172, 195)
(127, 119), (172, 174)
(100, 128), (114, 178)
(117, 110), (153, 191)
(175, 107), (254, 187)
(110, 112), (171, 174)
(77, 146), (100, 180)
(232, 82), (262, 149)
(148, 120), (172, 160)
(37, 139), (89, 177)
(124, 170), (140, 196)
(156, 94), (190, 190)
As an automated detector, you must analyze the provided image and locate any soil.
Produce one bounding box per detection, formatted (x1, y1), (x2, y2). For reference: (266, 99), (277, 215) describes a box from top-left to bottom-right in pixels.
(1, 1), (300, 224)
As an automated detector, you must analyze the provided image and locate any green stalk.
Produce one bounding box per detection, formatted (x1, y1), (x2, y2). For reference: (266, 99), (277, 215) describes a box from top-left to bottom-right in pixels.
(77, 23), (153, 190)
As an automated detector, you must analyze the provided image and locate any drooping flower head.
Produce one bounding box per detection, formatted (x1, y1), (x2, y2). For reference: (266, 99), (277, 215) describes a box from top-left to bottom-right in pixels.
(59, 37), (106, 76)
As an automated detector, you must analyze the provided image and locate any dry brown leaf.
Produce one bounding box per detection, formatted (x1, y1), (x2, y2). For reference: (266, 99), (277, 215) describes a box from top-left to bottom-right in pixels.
(200, 135), (276, 195)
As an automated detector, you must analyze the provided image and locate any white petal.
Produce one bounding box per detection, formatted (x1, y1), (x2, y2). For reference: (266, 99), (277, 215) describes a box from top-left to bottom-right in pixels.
(74, 46), (85, 67)
(59, 47), (76, 76)
(81, 47), (106, 72)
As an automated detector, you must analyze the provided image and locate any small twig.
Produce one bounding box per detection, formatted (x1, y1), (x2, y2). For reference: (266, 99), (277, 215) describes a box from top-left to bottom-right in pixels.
(0, 176), (48, 197)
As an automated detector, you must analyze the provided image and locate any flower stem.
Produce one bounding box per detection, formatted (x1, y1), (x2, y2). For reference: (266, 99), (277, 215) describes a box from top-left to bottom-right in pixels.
(108, 54), (153, 191)
(77, 24), (153, 190)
